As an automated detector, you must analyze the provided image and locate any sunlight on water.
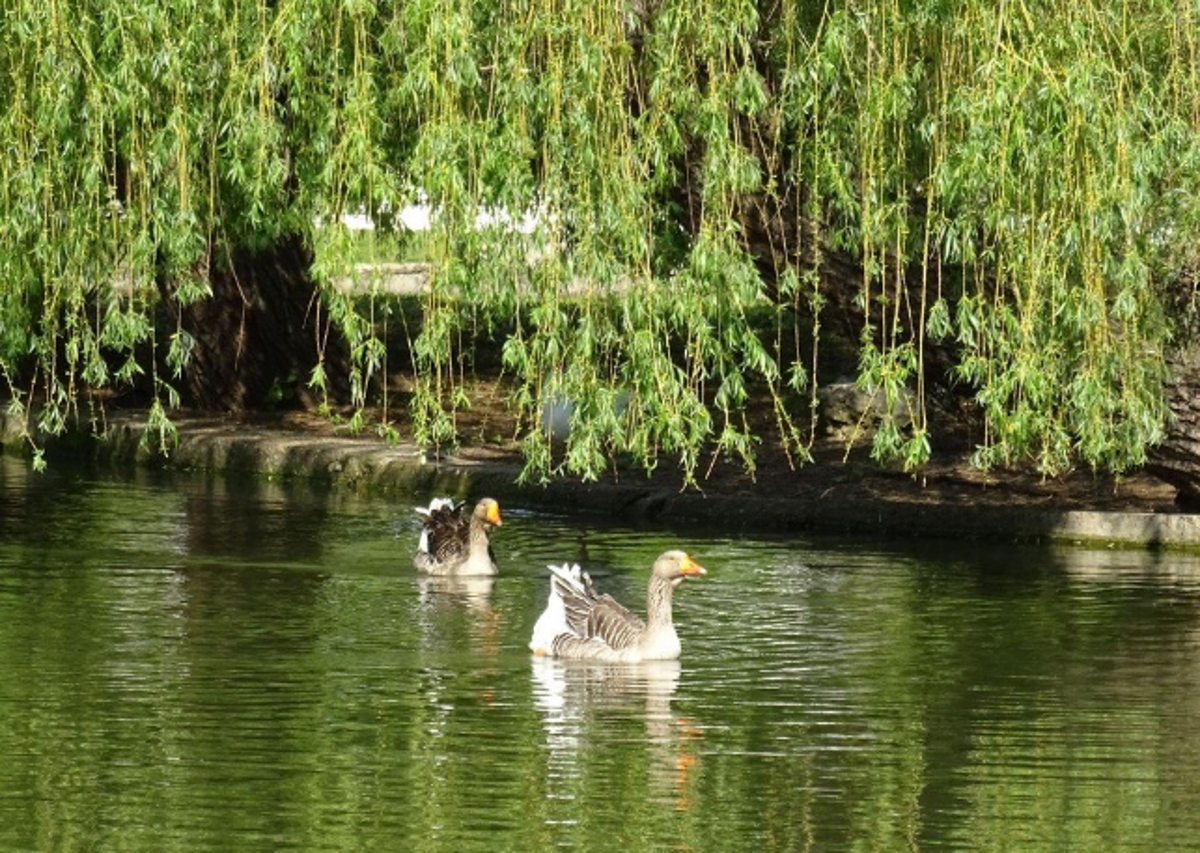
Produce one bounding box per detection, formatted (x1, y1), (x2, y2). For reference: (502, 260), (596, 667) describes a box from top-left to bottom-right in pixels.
(2, 457), (1200, 851)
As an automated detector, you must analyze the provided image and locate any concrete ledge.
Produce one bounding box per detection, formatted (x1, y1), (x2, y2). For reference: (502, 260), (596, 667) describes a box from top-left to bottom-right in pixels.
(6, 410), (1199, 550)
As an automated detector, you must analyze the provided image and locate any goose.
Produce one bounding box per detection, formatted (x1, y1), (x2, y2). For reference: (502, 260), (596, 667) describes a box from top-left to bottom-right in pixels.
(530, 550), (706, 662)
(413, 497), (502, 576)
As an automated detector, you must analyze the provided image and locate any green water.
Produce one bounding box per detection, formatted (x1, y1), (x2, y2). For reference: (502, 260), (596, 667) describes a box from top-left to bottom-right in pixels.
(1, 457), (1199, 852)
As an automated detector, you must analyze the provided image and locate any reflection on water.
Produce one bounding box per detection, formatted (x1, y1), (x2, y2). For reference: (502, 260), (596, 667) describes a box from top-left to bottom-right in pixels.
(532, 658), (699, 813)
(418, 573), (496, 611)
(2, 457), (1200, 851)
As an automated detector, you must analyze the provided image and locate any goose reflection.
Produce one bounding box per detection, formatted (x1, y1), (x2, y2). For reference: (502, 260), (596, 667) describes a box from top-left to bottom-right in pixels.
(417, 574), (495, 612)
(414, 574), (500, 660)
(531, 657), (701, 810)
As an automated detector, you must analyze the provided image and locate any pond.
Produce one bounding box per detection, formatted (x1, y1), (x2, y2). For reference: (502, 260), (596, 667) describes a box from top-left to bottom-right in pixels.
(1, 455), (1199, 851)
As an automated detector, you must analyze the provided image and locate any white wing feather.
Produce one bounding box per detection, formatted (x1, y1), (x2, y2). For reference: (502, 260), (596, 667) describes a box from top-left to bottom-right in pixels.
(530, 563), (582, 654)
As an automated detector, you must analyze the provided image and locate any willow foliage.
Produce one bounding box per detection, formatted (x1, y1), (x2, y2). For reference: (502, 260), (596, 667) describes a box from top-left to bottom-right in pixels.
(2, 0), (1198, 479)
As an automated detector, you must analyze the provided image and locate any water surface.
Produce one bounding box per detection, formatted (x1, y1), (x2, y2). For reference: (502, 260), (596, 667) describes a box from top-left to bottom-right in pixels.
(1, 457), (1198, 851)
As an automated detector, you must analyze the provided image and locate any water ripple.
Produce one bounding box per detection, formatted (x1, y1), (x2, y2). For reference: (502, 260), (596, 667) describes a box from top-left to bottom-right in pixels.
(4, 459), (1200, 850)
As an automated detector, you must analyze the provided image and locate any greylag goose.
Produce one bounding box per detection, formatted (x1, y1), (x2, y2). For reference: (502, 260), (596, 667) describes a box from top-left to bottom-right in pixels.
(529, 550), (706, 662)
(413, 497), (502, 575)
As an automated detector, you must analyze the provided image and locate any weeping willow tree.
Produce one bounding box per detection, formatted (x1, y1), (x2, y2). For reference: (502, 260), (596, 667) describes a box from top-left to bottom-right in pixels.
(2, 0), (1199, 484)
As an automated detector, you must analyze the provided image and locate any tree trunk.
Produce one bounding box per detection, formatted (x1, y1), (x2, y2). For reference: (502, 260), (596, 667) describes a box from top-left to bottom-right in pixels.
(166, 234), (347, 412)
(1148, 345), (1200, 505)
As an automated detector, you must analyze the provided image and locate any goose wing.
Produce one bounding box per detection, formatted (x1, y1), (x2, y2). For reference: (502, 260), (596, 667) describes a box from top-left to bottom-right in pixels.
(551, 565), (646, 651)
(415, 499), (469, 566)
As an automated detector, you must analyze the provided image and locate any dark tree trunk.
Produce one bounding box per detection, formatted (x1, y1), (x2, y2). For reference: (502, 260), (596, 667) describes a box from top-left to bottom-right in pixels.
(166, 234), (347, 412)
(1145, 260), (1200, 504)
(1148, 344), (1200, 505)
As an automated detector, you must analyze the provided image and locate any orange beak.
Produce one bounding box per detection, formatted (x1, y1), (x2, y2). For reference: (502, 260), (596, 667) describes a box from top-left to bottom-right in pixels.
(679, 554), (706, 576)
(486, 502), (503, 526)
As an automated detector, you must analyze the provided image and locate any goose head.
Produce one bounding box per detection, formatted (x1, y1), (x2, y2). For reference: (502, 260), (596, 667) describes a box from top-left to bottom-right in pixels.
(652, 550), (706, 587)
(473, 498), (503, 527)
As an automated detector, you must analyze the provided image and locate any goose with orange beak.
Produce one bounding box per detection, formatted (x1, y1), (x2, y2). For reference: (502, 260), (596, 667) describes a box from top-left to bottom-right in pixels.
(530, 551), (706, 662)
(413, 497), (503, 576)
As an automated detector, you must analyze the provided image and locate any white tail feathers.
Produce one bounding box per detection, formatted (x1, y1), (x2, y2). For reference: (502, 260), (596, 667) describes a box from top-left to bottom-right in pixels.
(414, 496), (458, 518)
(529, 563), (582, 655)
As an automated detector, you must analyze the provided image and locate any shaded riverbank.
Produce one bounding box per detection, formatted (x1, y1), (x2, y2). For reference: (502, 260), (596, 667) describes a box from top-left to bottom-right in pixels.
(3, 408), (1197, 549)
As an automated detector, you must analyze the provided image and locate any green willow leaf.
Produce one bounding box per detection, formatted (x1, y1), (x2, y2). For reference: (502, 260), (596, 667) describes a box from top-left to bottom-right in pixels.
(0, 0), (1194, 481)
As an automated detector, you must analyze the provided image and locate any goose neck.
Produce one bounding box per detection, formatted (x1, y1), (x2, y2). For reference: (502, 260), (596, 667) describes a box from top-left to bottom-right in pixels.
(646, 574), (675, 628)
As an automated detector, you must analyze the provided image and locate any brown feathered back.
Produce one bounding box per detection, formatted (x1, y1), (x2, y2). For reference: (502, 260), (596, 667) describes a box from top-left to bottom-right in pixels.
(421, 500), (470, 565)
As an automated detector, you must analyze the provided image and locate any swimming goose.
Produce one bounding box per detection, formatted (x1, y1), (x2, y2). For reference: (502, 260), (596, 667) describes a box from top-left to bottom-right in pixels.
(529, 551), (706, 662)
(413, 497), (502, 576)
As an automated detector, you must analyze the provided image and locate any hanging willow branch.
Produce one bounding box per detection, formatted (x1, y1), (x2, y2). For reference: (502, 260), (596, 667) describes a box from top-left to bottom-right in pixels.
(1, 0), (1198, 480)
